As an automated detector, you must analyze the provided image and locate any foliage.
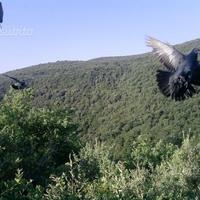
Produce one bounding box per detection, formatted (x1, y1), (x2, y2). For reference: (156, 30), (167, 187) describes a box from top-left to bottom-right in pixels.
(0, 89), (79, 190)
(127, 134), (177, 169)
(0, 90), (199, 199)
(0, 169), (44, 200)
(154, 136), (200, 199)
(44, 135), (200, 200)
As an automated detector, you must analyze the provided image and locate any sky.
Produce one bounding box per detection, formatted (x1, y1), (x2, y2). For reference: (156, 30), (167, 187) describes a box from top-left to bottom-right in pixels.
(1, 0), (200, 73)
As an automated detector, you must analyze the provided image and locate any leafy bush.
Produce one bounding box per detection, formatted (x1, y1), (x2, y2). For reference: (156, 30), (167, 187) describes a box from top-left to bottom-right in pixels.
(0, 169), (44, 200)
(153, 136), (200, 199)
(45, 136), (200, 200)
(0, 90), (200, 199)
(0, 89), (79, 188)
(128, 134), (177, 169)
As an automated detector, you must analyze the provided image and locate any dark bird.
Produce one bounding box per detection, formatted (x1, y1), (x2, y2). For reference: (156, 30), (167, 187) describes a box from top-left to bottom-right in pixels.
(3, 74), (27, 90)
(0, 2), (3, 23)
(146, 36), (200, 101)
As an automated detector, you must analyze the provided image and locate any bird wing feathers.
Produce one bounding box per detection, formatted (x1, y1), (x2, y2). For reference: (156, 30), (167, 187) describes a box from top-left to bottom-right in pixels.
(156, 70), (196, 101)
(190, 64), (200, 86)
(146, 36), (185, 71)
(3, 74), (21, 83)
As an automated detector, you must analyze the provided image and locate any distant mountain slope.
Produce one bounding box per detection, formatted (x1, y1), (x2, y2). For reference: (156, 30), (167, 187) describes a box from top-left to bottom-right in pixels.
(1, 38), (200, 159)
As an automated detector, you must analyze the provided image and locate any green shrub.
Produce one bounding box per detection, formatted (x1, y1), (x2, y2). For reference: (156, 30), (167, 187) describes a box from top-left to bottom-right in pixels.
(1, 90), (200, 199)
(0, 169), (44, 200)
(0, 89), (79, 187)
(153, 136), (200, 199)
(128, 134), (177, 169)
(45, 135), (200, 200)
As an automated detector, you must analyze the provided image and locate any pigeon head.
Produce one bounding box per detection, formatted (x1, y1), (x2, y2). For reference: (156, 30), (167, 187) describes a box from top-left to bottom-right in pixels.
(192, 48), (200, 54)
(187, 48), (200, 63)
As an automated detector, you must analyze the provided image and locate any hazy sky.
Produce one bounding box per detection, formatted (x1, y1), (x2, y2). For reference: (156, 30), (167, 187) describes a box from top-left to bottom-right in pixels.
(1, 0), (200, 73)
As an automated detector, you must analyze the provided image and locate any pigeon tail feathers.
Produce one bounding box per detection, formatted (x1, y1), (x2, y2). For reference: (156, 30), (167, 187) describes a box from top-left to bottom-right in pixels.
(156, 70), (173, 97)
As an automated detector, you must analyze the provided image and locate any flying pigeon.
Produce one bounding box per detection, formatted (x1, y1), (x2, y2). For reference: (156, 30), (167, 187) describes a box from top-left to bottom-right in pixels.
(3, 74), (27, 90)
(146, 36), (200, 101)
(0, 2), (3, 24)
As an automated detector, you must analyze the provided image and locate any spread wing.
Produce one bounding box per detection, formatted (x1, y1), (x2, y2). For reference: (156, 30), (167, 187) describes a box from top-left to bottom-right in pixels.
(156, 70), (196, 101)
(146, 36), (185, 71)
(3, 74), (22, 83)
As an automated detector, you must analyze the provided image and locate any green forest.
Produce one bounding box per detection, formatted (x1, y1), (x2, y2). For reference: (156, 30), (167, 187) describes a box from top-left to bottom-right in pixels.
(0, 39), (200, 199)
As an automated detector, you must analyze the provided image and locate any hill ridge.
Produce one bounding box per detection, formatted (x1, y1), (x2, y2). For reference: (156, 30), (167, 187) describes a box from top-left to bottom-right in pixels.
(1, 38), (200, 158)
